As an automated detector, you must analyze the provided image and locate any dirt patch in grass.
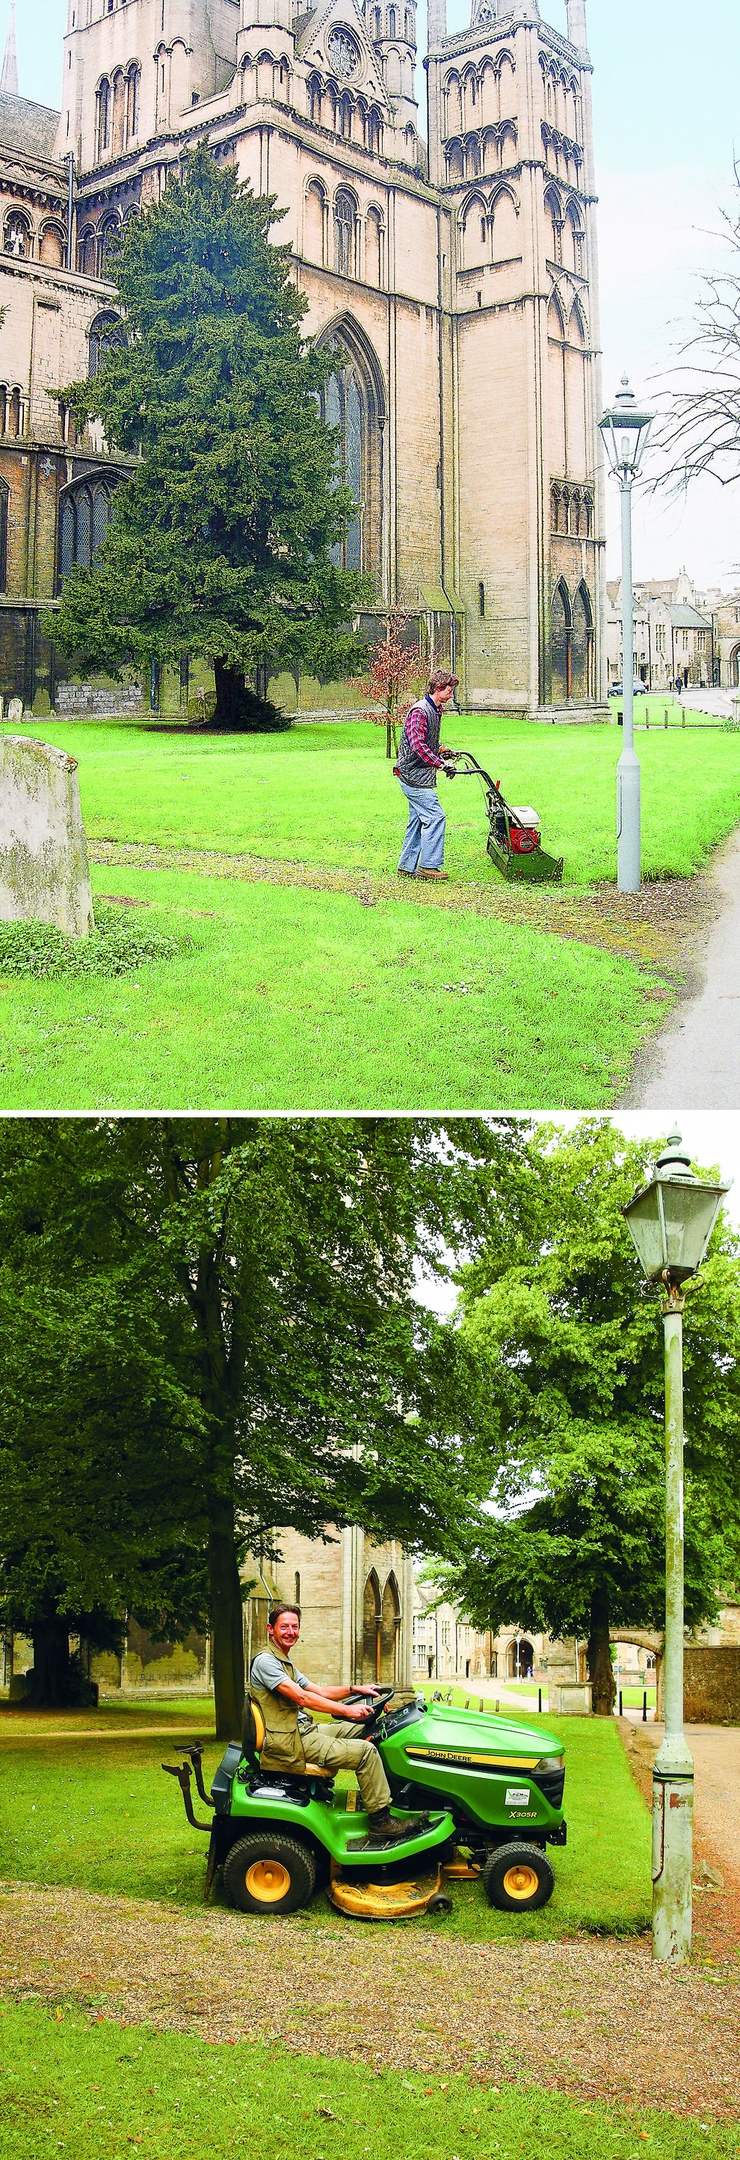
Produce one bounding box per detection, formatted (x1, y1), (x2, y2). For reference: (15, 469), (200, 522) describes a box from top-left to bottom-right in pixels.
(90, 840), (719, 982)
(1, 1882), (739, 2119)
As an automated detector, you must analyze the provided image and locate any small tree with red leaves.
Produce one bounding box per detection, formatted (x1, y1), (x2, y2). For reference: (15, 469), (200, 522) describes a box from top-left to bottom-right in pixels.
(365, 611), (424, 758)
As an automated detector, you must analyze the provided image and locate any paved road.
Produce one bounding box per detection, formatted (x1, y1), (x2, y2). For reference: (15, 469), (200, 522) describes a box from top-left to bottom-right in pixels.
(629, 1722), (740, 1888)
(625, 828), (740, 1107)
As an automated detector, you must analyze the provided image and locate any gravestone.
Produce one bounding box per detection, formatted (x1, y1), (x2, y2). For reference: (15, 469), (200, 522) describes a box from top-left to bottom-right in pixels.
(0, 734), (94, 935)
(7, 697), (23, 723)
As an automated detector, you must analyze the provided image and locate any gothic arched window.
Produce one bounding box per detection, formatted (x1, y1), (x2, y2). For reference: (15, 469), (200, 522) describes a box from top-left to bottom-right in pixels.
(323, 358), (363, 570)
(58, 480), (117, 587)
(5, 213), (31, 260)
(96, 77), (111, 158)
(126, 64), (141, 143)
(334, 189), (357, 277)
(99, 219), (121, 274)
(317, 322), (384, 587)
(88, 310), (125, 379)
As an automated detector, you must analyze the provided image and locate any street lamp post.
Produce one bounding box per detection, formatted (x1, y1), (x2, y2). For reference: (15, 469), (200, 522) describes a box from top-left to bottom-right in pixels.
(623, 1133), (730, 1963)
(599, 378), (653, 892)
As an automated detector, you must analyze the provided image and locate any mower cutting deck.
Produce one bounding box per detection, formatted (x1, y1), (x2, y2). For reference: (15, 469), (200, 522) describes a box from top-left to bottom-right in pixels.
(450, 749), (564, 882)
(163, 1687), (567, 1923)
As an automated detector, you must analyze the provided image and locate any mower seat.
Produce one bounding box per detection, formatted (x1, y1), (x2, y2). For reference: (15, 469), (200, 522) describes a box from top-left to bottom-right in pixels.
(242, 1694), (332, 1781)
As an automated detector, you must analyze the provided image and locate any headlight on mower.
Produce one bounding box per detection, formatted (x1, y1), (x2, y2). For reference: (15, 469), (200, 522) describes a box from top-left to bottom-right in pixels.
(535, 1754), (564, 1774)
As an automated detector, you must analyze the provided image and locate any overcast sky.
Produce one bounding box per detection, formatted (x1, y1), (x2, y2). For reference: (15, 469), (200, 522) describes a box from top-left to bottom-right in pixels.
(13, 0), (740, 589)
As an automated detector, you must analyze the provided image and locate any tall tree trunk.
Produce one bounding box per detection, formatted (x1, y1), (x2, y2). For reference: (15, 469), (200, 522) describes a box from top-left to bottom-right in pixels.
(208, 1505), (246, 1741)
(587, 1584), (616, 1716)
(27, 1611), (72, 1708)
(213, 658), (251, 727)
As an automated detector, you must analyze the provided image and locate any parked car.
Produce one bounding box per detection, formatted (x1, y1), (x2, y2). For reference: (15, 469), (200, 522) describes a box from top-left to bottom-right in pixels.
(608, 680), (649, 698)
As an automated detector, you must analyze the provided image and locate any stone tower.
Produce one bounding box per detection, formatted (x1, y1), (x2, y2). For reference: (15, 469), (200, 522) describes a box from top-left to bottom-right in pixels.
(0, 2), (18, 97)
(43, 0), (605, 716)
(426, 0), (605, 708)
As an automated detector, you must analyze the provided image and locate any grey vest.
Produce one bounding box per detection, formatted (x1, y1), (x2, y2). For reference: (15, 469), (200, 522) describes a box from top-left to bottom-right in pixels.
(396, 696), (441, 789)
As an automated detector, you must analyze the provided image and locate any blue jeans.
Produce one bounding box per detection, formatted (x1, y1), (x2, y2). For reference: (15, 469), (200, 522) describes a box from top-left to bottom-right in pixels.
(397, 781), (446, 871)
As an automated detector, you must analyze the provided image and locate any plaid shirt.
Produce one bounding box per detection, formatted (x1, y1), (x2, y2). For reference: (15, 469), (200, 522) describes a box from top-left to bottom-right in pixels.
(403, 700), (452, 770)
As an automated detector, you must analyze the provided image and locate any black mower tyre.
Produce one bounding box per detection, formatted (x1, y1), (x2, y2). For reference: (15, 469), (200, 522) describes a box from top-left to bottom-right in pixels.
(223, 1833), (316, 1916)
(482, 1844), (554, 1913)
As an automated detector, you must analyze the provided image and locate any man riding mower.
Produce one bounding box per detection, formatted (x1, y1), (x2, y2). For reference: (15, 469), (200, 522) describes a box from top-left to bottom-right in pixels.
(163, 1602), (567, 1923)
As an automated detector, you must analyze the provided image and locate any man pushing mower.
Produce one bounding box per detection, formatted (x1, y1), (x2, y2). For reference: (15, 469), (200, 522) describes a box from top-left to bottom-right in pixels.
(394, 668), (459, 880)
(250, 1602), (428, 1849)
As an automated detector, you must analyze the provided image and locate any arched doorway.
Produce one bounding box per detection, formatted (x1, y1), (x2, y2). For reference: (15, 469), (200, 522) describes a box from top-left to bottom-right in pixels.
(379, 1572), (401, 1683)
(362, 1568), (401, 1682)
(730, 645), (740, 688)
(551, 578), (571, 701)
(362, 1570), (381, 1681)
(507, 1637), (534, 1679)
(571, 580), (593, 700)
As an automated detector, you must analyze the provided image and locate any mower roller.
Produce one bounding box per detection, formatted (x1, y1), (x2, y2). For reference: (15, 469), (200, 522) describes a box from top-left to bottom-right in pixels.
(449, 749), (564, 883)
(163, 1686), (567, 1923)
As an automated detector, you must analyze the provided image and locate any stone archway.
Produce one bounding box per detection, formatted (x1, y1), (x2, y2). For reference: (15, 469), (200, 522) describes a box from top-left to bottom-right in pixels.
(362, 1569), (381, 1682)
(379, 1571), (401, 1683)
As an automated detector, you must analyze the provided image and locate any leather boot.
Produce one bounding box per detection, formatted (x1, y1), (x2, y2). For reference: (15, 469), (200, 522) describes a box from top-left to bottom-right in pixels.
(359, 1808), (430, 1849)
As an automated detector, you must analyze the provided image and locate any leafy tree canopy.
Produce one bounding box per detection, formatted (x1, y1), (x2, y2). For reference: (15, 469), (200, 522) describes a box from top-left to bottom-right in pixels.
(0, 1118), (525, 1731)
(48, 148), (370, 723)
(433, 1121), (740, 1713)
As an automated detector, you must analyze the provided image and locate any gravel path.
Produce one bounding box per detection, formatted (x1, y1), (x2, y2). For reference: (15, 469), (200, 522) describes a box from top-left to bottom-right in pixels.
(1, 1881), (739, 2118)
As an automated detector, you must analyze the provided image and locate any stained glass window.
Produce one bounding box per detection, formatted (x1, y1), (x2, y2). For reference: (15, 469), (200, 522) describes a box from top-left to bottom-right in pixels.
(322, 356), (364, 572)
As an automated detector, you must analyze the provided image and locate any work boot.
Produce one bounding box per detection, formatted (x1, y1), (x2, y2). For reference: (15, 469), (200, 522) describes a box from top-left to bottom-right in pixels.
(359, 1808), (430, 1849)
(415, 869), (449, 881)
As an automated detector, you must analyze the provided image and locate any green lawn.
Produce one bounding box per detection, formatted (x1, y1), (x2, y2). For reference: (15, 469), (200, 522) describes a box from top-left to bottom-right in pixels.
(2, 2003), (736, 2160)
(0, 1715), (651, 1941)
(0, 862), (658, 1111)
(2, 711), (737, 1109)
(4, 712), (740, 887)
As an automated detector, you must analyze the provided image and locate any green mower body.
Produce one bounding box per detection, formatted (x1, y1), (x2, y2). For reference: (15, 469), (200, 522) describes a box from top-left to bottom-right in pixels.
(164, 1690), (566, 1922)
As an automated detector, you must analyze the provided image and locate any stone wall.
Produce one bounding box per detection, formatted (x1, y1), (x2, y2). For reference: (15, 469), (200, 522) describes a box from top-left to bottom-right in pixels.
(682, 1648), (740, 1725)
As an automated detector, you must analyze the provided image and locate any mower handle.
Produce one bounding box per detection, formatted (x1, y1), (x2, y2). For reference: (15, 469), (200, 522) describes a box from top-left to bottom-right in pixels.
(448, 750), (532, 832)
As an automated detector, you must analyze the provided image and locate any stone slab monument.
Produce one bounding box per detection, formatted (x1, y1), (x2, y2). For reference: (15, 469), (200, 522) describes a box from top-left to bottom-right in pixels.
(0, 735), (94, 936)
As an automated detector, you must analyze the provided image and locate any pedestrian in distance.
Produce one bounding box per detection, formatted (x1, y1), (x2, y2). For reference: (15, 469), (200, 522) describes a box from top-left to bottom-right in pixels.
(394, 668), (459, 880)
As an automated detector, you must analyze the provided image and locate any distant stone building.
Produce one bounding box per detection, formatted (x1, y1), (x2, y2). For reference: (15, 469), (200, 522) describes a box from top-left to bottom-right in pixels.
(606, 569), (714, 693)
(0, 0), (608, 716)
(245, 1526), (416, 1689)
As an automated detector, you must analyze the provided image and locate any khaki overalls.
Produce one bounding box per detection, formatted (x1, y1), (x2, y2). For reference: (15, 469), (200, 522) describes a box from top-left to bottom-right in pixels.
(250, 1646), (391, 1813)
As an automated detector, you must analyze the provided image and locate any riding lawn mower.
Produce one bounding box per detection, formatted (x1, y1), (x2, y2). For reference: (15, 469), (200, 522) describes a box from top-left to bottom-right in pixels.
(163, 1687), (567, 1923)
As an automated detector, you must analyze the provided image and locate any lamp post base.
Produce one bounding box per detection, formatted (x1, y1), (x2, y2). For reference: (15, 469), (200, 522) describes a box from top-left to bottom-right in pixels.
(617, 744), (641, 893)
(652, 1729), (694, 1963)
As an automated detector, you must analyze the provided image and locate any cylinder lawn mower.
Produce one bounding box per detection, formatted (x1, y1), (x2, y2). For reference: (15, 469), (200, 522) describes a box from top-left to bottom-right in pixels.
(449, 749), (564, 883)
(163, 1686), (567, 1924)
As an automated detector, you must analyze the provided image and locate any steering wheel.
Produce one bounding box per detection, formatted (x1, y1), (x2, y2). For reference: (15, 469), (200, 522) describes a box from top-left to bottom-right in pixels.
(345, 1685), (395, 1726)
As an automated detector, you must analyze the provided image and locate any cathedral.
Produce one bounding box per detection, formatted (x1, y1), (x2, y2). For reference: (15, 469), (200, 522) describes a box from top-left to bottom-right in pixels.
(0, 0), (606, 716)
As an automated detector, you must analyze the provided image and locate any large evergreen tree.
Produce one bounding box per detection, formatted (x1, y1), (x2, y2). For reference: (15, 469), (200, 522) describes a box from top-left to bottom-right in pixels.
(434, 1121), (740, 1714)
(50, 148), (369, 725)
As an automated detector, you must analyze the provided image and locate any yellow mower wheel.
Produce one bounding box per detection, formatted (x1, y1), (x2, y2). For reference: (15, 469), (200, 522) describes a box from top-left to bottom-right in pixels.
(483, 1843), (554, 1913)
(502, 1862), (540, 1901)
(223, 1834), (316, 1916)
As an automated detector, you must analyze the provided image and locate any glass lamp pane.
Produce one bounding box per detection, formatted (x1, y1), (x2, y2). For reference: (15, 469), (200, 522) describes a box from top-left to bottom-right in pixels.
(623, 1183), (664, 1279)
(659, 1179), (725, 1278)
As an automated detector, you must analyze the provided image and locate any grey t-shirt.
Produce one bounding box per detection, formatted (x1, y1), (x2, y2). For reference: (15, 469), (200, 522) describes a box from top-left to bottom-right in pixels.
(250, 1649), (314, 1732)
